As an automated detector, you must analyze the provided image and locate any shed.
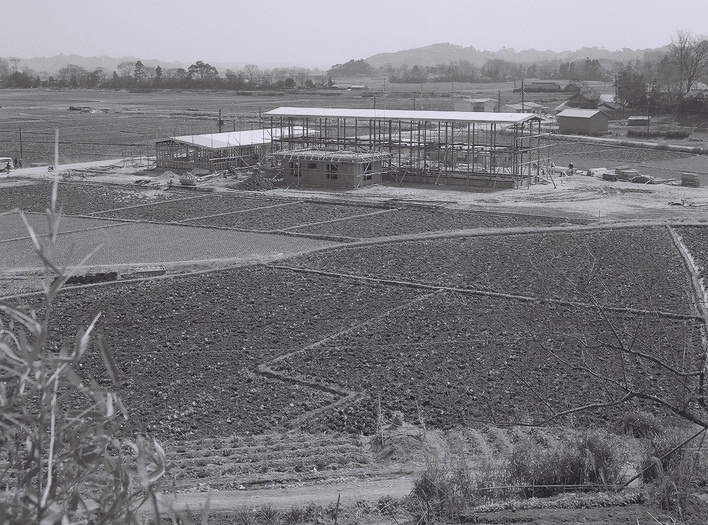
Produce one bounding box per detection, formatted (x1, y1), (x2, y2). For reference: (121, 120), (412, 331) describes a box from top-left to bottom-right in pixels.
(454, 98), (498, 112)
(556, 109), (610, 134)
(627, 115), (651, 126)
(271, 149), (391, 188)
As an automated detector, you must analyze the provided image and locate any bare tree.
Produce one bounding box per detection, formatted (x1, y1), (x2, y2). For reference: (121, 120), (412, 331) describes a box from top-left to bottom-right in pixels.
(9, 57), (20, 74)
(243, 64), (260, 84)
(117, 61), (134, 78)
(668, 30), (708, 97)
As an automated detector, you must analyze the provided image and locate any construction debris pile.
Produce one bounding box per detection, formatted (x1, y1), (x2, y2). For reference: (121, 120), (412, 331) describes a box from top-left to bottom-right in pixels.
(238, 170), (275, 191)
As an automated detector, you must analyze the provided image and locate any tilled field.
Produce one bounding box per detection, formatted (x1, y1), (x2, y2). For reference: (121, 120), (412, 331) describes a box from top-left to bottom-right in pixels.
(0, 180), (189, 214)
(93, 192), (281, 221)
(288, 207), (581, 239)
(287, 226), (694, 313)
(550, 138), (698, 164)
(34, 265), (422, 439)
(189, 201), (392, 232)
(273, 290), (704, 432)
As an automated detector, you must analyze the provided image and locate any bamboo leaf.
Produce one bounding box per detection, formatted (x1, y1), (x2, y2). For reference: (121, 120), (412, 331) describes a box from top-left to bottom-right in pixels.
(98, 334), (120, 386)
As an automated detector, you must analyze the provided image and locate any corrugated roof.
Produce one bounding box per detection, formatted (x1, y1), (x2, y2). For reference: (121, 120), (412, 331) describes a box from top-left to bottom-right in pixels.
(557, 109), (605, 119)
(264, 107), (539, 124)
(166, 128), (303, 150)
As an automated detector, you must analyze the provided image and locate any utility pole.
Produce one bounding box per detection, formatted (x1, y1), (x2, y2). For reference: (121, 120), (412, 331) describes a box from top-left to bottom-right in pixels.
(18, 128), (23, 161)
(521, 79), (525, 111)
(218, 109), (224, 133)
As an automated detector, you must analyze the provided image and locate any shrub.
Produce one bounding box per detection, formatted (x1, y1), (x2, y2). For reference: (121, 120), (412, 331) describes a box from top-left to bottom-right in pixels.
(617, 411), (664, 439)
(508, 431), (625, 497)
(641, 428), (708, 516)
(0, 178), (168, 524)
(407, 436), (508, 522)
(626, 128), (692, 139)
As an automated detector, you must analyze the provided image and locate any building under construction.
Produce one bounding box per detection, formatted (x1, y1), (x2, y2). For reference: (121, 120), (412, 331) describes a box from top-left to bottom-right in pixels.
(155, 128), (302, 171)
(263, 107), (548, 189)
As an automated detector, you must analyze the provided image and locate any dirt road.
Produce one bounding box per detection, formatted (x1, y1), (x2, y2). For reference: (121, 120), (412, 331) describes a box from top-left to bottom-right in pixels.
(159, 475), (417, 514)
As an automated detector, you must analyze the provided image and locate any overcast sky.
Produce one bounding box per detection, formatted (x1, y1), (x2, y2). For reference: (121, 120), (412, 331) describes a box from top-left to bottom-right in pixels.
(2, 0), (707, 68)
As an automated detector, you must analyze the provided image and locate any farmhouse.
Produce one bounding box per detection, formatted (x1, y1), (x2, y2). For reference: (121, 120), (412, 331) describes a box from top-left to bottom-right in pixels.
(264, 107), (547, 189)
(155, 128), (302, 171)
(556, 108), (610, 134)
(454, 98), (498, 112)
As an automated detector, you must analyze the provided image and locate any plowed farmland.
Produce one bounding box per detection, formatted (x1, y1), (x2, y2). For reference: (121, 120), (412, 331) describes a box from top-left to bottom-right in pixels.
(4, 172), (708, 518)
(287, 226), (694, 313)
(93, 192), (279, 222)
(34, 265), (423, 439)
(271, 290), (703, 432)
(289, 207), (580, 239)
(0, 180), (188, 214)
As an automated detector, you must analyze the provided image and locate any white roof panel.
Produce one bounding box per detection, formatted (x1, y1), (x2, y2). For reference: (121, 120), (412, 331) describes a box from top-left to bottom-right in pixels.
(557, 109), (603, 119)
(264, 107), (539, 124)
(168, 127), (303, 150)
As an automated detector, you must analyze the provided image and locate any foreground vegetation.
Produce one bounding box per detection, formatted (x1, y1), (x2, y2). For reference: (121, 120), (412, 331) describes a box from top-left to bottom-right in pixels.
(3, 175), (708, 522)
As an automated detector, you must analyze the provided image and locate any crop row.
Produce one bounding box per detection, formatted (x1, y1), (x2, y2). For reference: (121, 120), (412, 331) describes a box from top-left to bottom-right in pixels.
(0, 181), (186, 214)
(288, 226), (693, 313)
(288, 208), (579, 239)
(169, 433), (363, 455)
(274, 290), (703, 432)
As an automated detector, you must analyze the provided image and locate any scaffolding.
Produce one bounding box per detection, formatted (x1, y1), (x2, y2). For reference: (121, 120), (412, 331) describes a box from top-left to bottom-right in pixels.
(264, 107), (550, 189)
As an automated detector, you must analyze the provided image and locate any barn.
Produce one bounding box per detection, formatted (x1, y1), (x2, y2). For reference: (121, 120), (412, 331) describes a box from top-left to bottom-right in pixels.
(155, 128), (301, 171)
(271, 149), (391, 188)
(556, 109), (610, 134)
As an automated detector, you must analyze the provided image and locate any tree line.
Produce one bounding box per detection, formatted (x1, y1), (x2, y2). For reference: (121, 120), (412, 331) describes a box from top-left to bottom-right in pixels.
(2, 31), (707, 115)
(0, 58), (326, 91)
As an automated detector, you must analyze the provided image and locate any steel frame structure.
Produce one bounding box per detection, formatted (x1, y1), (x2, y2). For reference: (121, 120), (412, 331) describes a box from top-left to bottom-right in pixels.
(264, 107), (550, 187)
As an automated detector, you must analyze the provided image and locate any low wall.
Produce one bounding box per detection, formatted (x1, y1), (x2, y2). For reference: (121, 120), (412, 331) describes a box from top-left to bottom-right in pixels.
(385, 171), (517, 189)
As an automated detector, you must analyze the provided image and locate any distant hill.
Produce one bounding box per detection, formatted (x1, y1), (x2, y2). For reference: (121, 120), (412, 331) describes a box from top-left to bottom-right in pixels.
(365, 43), (670, 68)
